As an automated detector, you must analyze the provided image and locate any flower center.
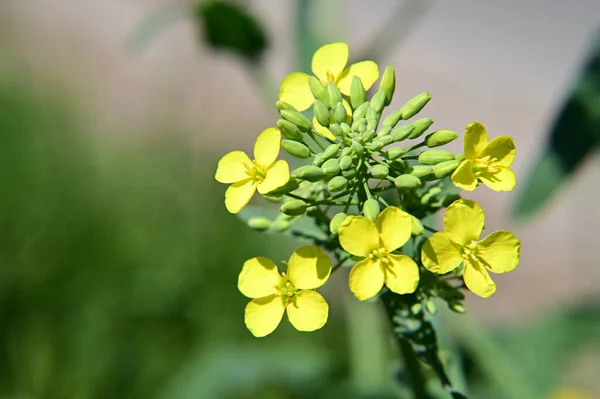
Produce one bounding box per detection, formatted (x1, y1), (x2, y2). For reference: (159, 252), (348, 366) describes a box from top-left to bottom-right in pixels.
(368, 247), (390, 265)
(244, 160), (267, 182)
(325, 70), (336, 82)
(275, 273), (297, 304)
(461, 241), (484, 263)
(473, 155), (499, 177)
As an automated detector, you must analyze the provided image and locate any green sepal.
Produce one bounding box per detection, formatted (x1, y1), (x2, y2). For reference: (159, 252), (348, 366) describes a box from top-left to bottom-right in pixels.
(407, 165), (432, 178)
(425, 129), (459, 147)
(370, 91), (386, 113)
(281, 139), (311, 159)
(265, 178), (300, 196)
(280, 110), (312, 132)
(322, 144), (340, 161)
(366, 107), (379, 124)
(339, 155), (353, 170)
(280, 199), (308, 216)
(350, 75), (366, 109)
(334, 102), (347, 124)
(327, 176), (348, 192)
(351, 141), (364, 155)
(395, 174), (421, 188)
(329, 212), (347, 234)
(408, 118), (434, 139)
(410, 215), (424, 236)
(308, 76), (328, 105)
(391, 124), (415, 142)
(383, 109), (403, 128)
(353, 102), (370, 120)
(363, 199), (380, 221)
(379, 66), (396, 105)
(370, 164), (389, 179)
(399, 92), (431, 119)
(277, 119), (304, 141)
(418, 149), (455, 165)
(326, 81), (342, 107)
(376, 125), (392, 138)
(292, 165), (325, 182)
(321, 158), (341, 176)
(368, 135), (393, 151)
(386, 147), (408, 160)
(276, 101), (297, 112)
(432, 159), (460, 178)
(314, 100), (330, 127)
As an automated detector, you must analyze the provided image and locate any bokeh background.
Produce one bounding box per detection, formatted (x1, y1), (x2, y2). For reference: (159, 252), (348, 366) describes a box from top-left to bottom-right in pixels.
(1, 0), (599, 398)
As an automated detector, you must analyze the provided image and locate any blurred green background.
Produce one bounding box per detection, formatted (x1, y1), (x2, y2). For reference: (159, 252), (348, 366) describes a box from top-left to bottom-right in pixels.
(1, 1), (599, 398)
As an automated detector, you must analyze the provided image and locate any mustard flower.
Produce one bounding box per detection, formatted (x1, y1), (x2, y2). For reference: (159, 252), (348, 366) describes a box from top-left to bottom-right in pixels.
(451, 122), (517, 191)
(279, 42), (379, 111)
(215, 128), (289, 214)
(238, 246), (332, 337)
(338, 207), (420, 300)
(421, 199), (520, 298)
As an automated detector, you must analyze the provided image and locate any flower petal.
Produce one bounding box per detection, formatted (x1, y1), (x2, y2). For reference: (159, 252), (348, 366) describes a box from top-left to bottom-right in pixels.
(286, 290), (328, 332)
(279, 72), (314, 112)
(338, 216), (380, 257)
(349, 259), (384, 301)
(312, 42), (348, 83)
(375, 206), (412, 252)
(337, 61), (379, 95)
(464, 121), (488, 160)
(479, 166), (516, 192)
(421, 232), (463, 274)
(313, 117), (336, 140)
(463, 261), (496, 298)
(478, 231), (521, 273)
(238, 257), (283, 298)
(254, 127), (281, 168)
(287, 246), (331, 289)
(257, 160), (289, 194)
(479, 136), (516, 167)
(384, 254), (420, 295)
(215, 151), (251, 183)
(225, 179), (257, 214)
(244, 295), (286, 337)
(451, 160), (478, 191)
(444, 199), (485, 246)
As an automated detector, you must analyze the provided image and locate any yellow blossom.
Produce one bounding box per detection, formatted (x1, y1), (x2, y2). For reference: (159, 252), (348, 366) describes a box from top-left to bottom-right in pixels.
(279, 42), (379, 112)
(215, 128), (289, 214)
(421, 199), (520, 298)
(451, 122), (517, 192)
(338, 207), (419, 300)
(238, 246), (332, 337)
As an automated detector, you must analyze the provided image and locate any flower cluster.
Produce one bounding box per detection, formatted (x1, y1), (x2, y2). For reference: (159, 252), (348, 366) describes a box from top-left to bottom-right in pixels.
(215, 42), (521, 338)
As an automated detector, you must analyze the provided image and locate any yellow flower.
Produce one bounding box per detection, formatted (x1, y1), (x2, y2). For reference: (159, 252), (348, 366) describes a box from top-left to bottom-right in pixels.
(338, 207), (420, 300)
(421, 199), (520, 298)
(451, 122), (517, 192)
(238, 246), (332, 337)
(215, 128), (289, 214)
(279, 42), (379, 112)
(548, 388), (594, 399)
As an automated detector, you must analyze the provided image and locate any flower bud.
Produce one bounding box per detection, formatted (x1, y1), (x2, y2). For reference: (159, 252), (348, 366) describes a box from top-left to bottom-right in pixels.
(314, 100), (330, 127)
(308, 76), (328, 105)
(334, 102), (347, 124)
(380, 66), (396, 105)
(366, 107), (379, 124)
(371, 164), (389, 179)
(407, 166), (432, 178)
(353, 102), (370, 120)
(449, 301), (466, 314)
(351, 141), (364, 155)
(340, 123), (351, 135)
(322, 144), (340, 161)
(247, 217), (271, 231)
(426, 300), (437, 315)
(280, 200), (307, 216)
(321, 158), (341, 176)
(313, 153), (324, 166)
(408, 118), (434, 139)
(276, 101), (297, 112)
(341, 147), (352, 156)
(267, 178), (299, 196)
(368, 135), (393, 151)
(339, 155), (353, 170)
(410, 215), (424, 236)
(363, 199), (380, 221)
(277, 119), (304, 141)
(326, 81), (342, 107)
(395, 174), (421, 189)
(376, 125), (392, 138)
(328, 176), (348, 192)
(271, 219), (292, 232)
(329, 212), (347, 234)
(342, 168), (357, 179)
(367, 120), (378, 132)
(292, 165), (325, 182)
(399, 92), (431, 119)
(370, 91), (386, 113)
(391, 125), (415, 142)
(329, 123), (343, 139)
(411, 303), (423, 315)
(350, 75), (366, 109)
(389, 159), (406, 171)
(418, 150), (455, 165)
(386, 147), (408, 160)
(432, 159), (460, 178)
(363, 129), (377, 141)
(281, 140), (311, 159)
(383, 109), (402, 128)
(280, 110), (312, 132)
(425, 130), (459, 147)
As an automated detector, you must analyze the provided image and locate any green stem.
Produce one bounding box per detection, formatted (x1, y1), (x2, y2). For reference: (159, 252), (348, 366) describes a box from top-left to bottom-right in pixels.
(306, 130), (326, 151)
(423, 224), (439, 234)
(406, 142), (427, 154)
(374, 193), (390, 207)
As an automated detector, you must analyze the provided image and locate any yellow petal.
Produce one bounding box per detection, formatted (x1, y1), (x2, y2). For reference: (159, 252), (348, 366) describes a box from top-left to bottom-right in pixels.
(444, 199), (484, 246)
(215, 151), (251, 183)
(287, 246), (331, 289)
(254, 127), (281, 168)
(479, 136), (516, 167)
(464, 121), (488, 160)
(421, 232), (463, 274)
(337, 61), (380, 95)
(478, 231), (520, 273)
(312, 42), (348, 83)
(375, 206), (412, 251)
(338, 216), (380, 257)
(225, 179), (257, 214)
(257, 160), (289, 194)
(342, 99), (353, 124)
(279, 72), (314, 112)
(286, 290), (328, 332)
(479, 166), (516, 192)
(451, 160), (478, 191)
(313, 117), (336, 140)
(244, 295), (286, 337)
(238, 257), (283, 298)
(463, 261), (496, 298)
(384, 254), (420, 295)
(349, 259), (385, 301)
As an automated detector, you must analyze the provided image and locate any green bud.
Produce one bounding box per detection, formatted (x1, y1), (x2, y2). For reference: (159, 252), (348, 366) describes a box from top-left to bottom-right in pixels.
(358, 121), (366, 133)
(371, 164), (389, 179)
(329, 212), (347, 234)
(400, 92), (431, 119)
(277, 119), (304, 141)
(407, 165), (432, 178)
(308, 76), (328, 105)
(276, 101), (297, 112)
(366, 107), (379, 124)
(426, 300), (437, 315)
(321, 158), (341, 176)
(383, 109), (403, 128)
(350, 76), (366, 109)
(247, 217), (271, 231)
(271, 219), (292, 232)
(410, 215), (424, 236)
(386, 147), (408, 160)
(425, 130), (459, 147)
(370, 91), (386, 113)
(313, 153), (325, 166)
(334, 102), (347, 124)
(368, 135), (393, 151)
(391, 125), (415, 142)
(421, 187), (442, 204)
(351, 141), (364, 155)
(340, 123), (351, 135)
(292, 165), (325, 182)
(380, 66), (396, 105)
(418, 149), (455, 165)
(341, 147), (352, 156)
(326, 81), (342, 106)
(449, 301), (466, 314)
(433, 159), (460, 178)
(329, 123), (343, 138)
(376, 125), (392, 138)
(411, 303), (423, 315)
(408, 118), (434, 139)
(364, 129), (377, 141)
(363, 199), (380, 221)
(351, 117), (366, 131)
(314, 100), (330, 127)
(267, 178), (299, 196)
(280, 110), (312, 132)
(389, 159), (406, 171)
(353, 102), (370, 120)
(280, 200), (307, 216)
(281, 140), (311, 159)
(339, 155), (353, 170)
(322, 144), (340, 161)
(342, 168), (357, 179)
(263, 194), (284, 203)
(328, 176), (348, 192)
(395, 174), (421, 189)
(367, 120), (378, 132)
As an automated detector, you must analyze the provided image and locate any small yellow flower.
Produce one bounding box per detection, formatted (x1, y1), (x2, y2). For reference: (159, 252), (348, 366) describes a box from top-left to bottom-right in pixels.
(238, 246), (332, 337)
(215, 128), (289, 214)
(451, 122), (517, 192)
(338, 207), (420, 300)
(421, 199), (521, 298)
(279, 42), (379, 112)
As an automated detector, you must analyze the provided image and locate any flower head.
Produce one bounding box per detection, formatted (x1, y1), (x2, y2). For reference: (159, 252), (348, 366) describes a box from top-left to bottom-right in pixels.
(279, 42), (379, 111)
(215, 128), (289, 213)
(338, 207), (420, 300)
(421, 199), (520, 298)
(451, 122), (517, 191)
(238, 246), (332, 337)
